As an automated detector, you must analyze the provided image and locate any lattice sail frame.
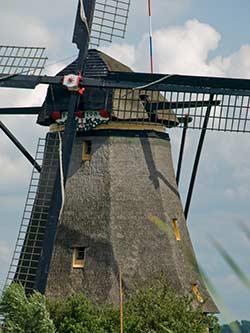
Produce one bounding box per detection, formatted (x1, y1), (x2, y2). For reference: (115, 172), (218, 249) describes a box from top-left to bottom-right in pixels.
(5, 136), (59, 292)
(91, 0), (131, 46)
(109, 87), (250, 133)
(0, 45), (47, 76)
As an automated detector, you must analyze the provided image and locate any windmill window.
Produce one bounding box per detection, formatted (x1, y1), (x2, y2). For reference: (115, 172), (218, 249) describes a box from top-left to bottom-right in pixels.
(72, 247), (86, 268)
(172, 218), (181, 241)
(82, 141), (92, 161)
(192, 283), (204, 303)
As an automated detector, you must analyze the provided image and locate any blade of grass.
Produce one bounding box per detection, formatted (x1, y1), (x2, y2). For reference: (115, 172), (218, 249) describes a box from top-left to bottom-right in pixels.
(199, 266), (241, 333)
(212, 239), (250, 289)
(159, 324), (174, 332)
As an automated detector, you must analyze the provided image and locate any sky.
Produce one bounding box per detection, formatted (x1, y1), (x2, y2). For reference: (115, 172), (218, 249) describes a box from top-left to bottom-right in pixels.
(0, 0), (250, 323)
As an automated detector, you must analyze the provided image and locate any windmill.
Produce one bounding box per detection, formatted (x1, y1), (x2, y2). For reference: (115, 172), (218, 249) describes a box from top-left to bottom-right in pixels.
(1, 0), (250, 315)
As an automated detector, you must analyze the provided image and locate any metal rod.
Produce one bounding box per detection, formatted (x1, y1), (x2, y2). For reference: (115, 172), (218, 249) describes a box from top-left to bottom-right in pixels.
(176, 115), (189, 185)
(143, 100), (220, 111)
(148, 0), (154, 74)
(184, 94), (214, 220)
(0, 120), (41, 172)
(119, 269), (123, 333)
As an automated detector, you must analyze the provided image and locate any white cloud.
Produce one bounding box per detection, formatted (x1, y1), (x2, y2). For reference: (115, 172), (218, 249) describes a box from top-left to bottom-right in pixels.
(211, 45), (250, 78)
(151, 19), (222, 75)
(102, 19), (250, 79)
(0, 15), (55, 48)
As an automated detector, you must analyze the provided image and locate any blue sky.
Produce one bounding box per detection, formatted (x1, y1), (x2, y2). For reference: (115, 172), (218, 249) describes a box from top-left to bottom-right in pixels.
(0, 0), (250, 324)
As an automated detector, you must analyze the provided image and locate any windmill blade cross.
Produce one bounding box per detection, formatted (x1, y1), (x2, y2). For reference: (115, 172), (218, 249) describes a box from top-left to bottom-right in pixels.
(34, 0), (97, 293)
(1, 62), (250, 134)
(73, 0), (96, 71)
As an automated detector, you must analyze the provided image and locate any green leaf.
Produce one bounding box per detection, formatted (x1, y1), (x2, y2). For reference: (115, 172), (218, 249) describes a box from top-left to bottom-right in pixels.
(159, 323), (174, 332)
(0, 283), (55, 333)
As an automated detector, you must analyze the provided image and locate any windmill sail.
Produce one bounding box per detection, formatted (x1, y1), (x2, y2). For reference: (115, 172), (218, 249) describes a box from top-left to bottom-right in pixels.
(0, 45), (47, 77)
(90, 0), (131, 46)
(112, 88), (250, 133)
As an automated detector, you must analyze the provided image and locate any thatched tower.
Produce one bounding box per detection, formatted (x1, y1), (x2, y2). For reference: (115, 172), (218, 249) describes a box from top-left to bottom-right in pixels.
(13, 49), (217, 313)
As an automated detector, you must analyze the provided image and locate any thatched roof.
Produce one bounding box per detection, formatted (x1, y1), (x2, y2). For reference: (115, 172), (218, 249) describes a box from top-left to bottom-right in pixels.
(97, 50), (178, 124)
(97, 50), (132, 72)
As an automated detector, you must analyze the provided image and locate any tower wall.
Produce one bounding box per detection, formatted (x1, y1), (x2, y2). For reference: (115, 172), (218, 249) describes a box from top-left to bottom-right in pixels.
(45, 129), (217, 313)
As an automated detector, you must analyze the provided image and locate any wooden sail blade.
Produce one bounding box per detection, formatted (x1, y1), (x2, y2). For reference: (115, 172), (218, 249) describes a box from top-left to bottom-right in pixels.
(0, 107), (42, 115)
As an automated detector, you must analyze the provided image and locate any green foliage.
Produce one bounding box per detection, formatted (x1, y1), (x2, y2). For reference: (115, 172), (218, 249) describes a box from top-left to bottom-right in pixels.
(49, 280), (220, 333)
(49, 294), (119, 333)
(0, 281), (220, 332)
(122, 280), (219, 333)
(0, 283), (55, 333)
